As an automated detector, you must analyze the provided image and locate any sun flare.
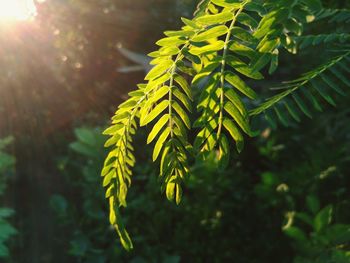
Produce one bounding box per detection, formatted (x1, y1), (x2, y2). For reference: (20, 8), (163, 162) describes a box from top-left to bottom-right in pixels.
(0, 0), (37, 22)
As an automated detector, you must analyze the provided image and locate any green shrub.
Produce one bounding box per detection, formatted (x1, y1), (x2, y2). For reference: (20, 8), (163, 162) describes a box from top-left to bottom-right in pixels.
(52, 116), (350, 262)
(0, 137), (17, 259)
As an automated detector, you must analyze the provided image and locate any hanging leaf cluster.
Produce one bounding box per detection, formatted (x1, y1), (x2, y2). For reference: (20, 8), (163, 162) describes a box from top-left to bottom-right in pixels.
(101, 0), (350, 250)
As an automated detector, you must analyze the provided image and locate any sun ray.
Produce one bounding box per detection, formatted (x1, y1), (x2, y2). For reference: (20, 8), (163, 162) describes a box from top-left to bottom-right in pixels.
(0, 0), (37, 22)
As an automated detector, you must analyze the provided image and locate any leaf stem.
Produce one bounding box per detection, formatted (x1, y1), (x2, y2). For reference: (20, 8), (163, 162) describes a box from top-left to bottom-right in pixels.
(217, 4), (246, 139)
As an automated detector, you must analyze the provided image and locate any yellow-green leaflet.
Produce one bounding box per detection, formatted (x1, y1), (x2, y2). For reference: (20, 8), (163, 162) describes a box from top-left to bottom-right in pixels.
(195, 11), (234, 25)
(191, 25), (228, 42)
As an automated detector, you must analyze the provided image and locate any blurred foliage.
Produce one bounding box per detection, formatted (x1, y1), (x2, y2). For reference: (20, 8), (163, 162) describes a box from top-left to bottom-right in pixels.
(51, 95), (350, 262)
(254, 97), (350, 262)
(0, 137), (17, 259)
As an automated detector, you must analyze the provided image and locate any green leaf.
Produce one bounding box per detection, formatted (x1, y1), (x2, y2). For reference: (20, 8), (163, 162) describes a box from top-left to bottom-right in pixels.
(226, 56), (264, 80)
(302, 88), (322, 112)
(338, 60), (350, 74)
(159, 46), (181, 56)
(191, 25), (228, 42)
(166, 180), (176, 202)
(251, 52), (271, 73)
(274, 106), (289, 127)
(320, 74), (346, 96)
(223, 118), (244, 153)
(105, 185), (115, 199)
(314, 205), (333, 232)
(194, 118), (218, 150)
(330, 66), (350, 86)
(196, 12), (234, 25)
(176, 61), (197, 76)
(310, 80), (336, 106)
(245, 2), (266, 16)
(112, 112), (129, 122)
(224, 87), (248, 118)
(254, 9), (289, 39)
(172, 102), (191, 129)
(254, 17), (275, 40)
(284, 226), (307, 242)
(264, 112), (277, 129)
(269, 51), (279, 74)
(196, 12), (233, 25)
(218, 134), (230, 169)
(292, 93), (312, 118)
(182, 48), (201, 64)
(102, 170), (115, 187)
(109, 197), (133, 251)
(224, 101), (252, 136)
(75, 128), (98, 145)
(208, 3), (219, 15)
(147, 114), (170, 144)
(164, 30), (195, 38)
(103, 124), (124, 136)
(128, 90), (144, 98)
(145, 60), (173, 81)
(195, 130), (217, 152)
(194, 0), (211, 16)
(118, 99), (137, 109)
(249, 88), (293, 116)
(149, 86), (170, 104)
(306, 195), (320, 215)
(258, 38), (280, 53)
(189, 41), (225, 55)
(160, 144), (171, 176)
(141, 100), (169, 126)
(146, 73), (171, 92)
(211, 0), (242, 8)
(153, 127), (171, 161)
(231, 27), (257, 43)
(192, 61), (221, 85)
(284, 101), (300, 122)
(70, 141), (97, 156)
(181, 17), (201, 29)
(173, 115), (188, 139)
(174, 74), (192, 100)
(225, 72), (258, 99)
(175, 184), (182, 205)
(229, 41), (257, 60)
(156, 36), (187, 47)
(237, 12), (258, 29)
(173, 89), (192, 112)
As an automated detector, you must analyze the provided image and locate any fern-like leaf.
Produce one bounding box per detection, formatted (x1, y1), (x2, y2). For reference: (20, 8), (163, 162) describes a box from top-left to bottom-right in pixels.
(250, 50), (350, 126)
(101, 0), (349, 250)
(191, 0), (315, 159)
(315, 8), (350, 23)
(101, 88), (146, 250)
(296, 34), (350, 49)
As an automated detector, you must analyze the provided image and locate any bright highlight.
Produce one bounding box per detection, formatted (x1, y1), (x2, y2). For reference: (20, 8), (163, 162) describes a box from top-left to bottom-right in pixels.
(0, 0), (37, 22)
